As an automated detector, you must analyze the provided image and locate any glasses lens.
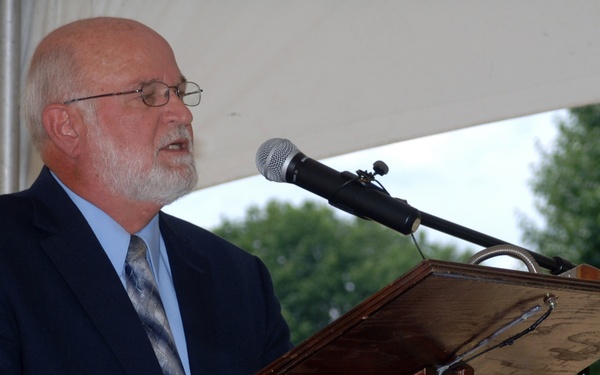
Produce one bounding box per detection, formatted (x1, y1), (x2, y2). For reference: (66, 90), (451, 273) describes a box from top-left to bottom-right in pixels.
(141, 82), (170, 107)
(178, 82), (202, 107)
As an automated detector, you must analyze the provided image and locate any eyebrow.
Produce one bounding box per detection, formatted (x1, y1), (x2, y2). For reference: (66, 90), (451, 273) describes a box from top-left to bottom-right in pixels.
(131, 75), (189, 88)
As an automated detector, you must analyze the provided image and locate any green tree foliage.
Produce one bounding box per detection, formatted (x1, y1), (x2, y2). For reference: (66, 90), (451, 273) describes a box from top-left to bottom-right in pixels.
(522, 105), (600, 374)
(522, 105), (600, 267)
(214, 199), (469, 344)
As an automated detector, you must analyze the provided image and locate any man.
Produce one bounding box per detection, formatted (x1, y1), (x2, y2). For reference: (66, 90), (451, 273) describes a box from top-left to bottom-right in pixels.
(0, 17), (292, 374)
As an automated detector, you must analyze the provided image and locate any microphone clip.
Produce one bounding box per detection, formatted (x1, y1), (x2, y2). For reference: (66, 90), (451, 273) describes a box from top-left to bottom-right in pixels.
(356, 160), (389, 184)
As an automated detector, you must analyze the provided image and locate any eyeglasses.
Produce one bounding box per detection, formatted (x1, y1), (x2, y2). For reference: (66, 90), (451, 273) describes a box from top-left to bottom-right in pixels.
(63, 81), (202, 107)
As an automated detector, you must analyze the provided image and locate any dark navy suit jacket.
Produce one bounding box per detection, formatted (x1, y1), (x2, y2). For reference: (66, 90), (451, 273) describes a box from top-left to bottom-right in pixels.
(0, 167), (292, 374)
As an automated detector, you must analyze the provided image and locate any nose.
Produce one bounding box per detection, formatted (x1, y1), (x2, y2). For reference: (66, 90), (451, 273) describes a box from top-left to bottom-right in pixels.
(163, 90), (194, 126)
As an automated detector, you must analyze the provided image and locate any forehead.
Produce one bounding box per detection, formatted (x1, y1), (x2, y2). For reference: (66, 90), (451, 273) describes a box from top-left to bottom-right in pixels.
(59, 19), (182, 88)
(93, 36), (179, 82)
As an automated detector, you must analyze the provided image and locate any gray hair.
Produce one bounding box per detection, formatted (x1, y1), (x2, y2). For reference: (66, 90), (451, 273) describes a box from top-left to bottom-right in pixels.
(23, 42), (96, 153)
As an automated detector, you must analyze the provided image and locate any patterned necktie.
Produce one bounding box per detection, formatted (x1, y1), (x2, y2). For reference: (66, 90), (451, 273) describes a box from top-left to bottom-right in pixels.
(124, 235), (185, 375)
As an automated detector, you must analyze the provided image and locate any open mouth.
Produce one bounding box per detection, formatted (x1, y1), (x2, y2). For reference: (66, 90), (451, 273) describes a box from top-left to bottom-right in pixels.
(161, 136), (192, 152)
(166, 142), (186, 150)
(159, 128), (193, 153)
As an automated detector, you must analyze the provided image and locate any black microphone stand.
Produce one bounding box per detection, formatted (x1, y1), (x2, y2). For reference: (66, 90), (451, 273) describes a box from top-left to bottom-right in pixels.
(418, 210), (576, 275)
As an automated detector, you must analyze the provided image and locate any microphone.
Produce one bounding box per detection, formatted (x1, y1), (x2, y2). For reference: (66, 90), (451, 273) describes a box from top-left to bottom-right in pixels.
(255, 138), (421, 235)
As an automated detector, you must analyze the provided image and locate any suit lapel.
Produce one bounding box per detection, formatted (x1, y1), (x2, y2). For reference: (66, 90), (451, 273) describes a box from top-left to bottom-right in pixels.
(29, 168), (163, 375)
(160, 215), (229, 374)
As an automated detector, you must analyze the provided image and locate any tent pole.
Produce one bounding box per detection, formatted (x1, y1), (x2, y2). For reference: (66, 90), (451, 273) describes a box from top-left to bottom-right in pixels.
(0, 0), (21, 193)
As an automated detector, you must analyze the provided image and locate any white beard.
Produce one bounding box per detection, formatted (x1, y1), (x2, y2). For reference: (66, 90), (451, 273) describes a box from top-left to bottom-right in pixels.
(88, 124), (198, 206)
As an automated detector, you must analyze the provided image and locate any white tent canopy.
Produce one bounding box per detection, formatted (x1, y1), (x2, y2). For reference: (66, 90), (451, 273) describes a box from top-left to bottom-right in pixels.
(17, 0), (600, 190)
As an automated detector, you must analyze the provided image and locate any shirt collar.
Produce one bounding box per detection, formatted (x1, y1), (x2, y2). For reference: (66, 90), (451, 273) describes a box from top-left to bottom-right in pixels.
(135, 216), (162, 276)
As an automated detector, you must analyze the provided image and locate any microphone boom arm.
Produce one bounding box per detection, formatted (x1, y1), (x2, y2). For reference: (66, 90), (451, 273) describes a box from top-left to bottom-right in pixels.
(418, 210), (576, 275)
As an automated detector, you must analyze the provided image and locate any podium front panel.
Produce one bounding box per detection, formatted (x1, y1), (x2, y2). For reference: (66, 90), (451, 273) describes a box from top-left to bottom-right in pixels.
(259, 260), (600, 375)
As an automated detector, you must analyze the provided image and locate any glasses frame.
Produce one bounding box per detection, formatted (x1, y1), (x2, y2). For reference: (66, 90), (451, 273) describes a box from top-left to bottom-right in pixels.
(63, 81), (202, 107)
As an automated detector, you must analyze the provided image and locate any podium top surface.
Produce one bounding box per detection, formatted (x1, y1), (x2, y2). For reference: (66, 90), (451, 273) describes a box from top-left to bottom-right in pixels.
(259, 260), (600, 375)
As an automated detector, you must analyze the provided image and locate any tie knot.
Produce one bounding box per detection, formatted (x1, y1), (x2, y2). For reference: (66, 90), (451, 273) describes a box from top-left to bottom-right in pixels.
(127, 235), (148, 261)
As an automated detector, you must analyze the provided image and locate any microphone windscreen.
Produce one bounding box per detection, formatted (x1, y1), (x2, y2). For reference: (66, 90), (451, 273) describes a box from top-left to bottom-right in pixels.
(255, 138), (298, 182)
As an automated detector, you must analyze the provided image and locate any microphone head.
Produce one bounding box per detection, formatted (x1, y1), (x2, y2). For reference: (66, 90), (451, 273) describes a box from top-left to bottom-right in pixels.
(255, 138), (299, 182)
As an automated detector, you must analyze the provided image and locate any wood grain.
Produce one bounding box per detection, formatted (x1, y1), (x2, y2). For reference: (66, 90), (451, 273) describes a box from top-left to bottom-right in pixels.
(258, 260), (600, 374)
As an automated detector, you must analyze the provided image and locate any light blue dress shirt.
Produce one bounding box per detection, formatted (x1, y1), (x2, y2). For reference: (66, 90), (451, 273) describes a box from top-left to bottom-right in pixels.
(52, 173), (191, 375)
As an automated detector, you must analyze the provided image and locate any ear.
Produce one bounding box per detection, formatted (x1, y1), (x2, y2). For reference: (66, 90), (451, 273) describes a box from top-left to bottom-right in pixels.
(41, 104), (84, 158)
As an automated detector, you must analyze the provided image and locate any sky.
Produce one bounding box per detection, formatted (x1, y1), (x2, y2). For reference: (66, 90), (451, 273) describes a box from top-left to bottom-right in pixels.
(163, 109), (566, 268)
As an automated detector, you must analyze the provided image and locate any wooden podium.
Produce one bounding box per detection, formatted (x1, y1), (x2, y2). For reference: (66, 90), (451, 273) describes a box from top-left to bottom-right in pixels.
(258, 260), (600, 374)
